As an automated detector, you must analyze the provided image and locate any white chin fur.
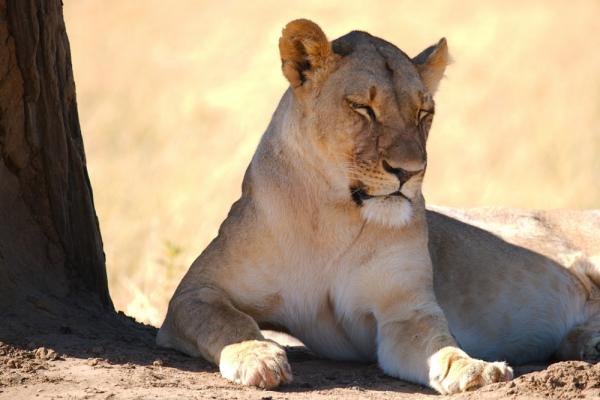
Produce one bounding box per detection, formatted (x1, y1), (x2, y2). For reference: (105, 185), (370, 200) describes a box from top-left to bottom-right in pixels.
(360, 197), (413, 228)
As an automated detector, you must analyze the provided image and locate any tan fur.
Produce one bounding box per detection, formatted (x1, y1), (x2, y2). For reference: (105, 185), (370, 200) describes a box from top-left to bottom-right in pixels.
(157, 19), (600, 394)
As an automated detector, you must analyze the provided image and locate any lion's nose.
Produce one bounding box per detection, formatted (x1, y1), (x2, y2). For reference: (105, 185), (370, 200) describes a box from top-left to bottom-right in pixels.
(382, 159), (425, 185)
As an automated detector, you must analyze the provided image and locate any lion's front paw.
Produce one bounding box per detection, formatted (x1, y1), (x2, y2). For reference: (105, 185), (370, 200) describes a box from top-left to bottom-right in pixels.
(429, 347), (513, 394)
(219, 340), (292, 389)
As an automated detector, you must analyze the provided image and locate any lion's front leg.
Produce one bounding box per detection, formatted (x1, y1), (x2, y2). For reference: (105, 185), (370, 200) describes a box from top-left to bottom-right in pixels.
(157, 286), (292, 389)
(376, 301), (512, 394)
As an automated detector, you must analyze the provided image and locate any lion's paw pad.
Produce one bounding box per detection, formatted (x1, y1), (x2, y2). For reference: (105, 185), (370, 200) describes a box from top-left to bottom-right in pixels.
(219, 340), (292, 389)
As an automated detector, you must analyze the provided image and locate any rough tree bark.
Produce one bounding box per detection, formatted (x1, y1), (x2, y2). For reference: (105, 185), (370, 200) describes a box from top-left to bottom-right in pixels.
(0, 0), (113, 324)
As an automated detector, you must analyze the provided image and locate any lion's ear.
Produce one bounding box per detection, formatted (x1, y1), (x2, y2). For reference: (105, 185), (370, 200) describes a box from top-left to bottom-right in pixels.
(279, 19), (333, 88)
(412, 38), (450, 94)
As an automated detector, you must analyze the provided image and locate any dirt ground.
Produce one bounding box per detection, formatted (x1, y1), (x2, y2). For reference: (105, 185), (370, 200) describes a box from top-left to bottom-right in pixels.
(1, 312), (599, 400)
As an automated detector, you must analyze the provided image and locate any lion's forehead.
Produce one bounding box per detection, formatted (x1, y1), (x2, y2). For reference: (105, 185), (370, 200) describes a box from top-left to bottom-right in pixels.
(329, 63), (424, 126)
(328, 47), (426, 117)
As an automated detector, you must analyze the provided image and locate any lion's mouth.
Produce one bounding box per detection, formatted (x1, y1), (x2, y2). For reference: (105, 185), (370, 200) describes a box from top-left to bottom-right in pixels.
(350, 186), (411, 206)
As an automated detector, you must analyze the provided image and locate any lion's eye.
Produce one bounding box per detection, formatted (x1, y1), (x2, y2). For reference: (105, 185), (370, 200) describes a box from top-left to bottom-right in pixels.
(349, 101), (376, 122)
(418, 108), (434, 124)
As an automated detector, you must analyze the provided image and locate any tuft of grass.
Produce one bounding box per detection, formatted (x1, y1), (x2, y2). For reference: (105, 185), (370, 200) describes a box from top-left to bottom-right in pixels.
(126, 240), (186, 326)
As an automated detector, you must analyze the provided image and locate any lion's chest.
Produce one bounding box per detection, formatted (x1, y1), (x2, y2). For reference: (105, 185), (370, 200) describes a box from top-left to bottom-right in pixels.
(267, 244), (415, 362)
(274, 262), (379, 361)
(225, 229), (428, 362)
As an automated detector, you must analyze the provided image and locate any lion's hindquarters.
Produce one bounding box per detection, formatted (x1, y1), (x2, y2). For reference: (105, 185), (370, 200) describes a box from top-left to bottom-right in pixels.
(428, 209), (592, 365)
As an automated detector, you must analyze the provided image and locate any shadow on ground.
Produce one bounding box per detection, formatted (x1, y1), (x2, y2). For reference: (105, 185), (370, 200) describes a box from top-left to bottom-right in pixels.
(0, 305), (599, 399)
(0, 306), (434, 398)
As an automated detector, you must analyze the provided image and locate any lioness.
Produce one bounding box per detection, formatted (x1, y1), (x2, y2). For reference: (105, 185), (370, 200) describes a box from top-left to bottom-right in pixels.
(157, 19), (600, 394)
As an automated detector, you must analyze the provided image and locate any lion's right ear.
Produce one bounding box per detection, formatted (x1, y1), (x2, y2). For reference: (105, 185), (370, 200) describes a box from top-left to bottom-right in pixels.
(279, 19), (333, 88)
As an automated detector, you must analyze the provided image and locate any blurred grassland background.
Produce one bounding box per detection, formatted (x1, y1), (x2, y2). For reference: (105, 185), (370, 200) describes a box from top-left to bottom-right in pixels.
(63, 0), (600, 326)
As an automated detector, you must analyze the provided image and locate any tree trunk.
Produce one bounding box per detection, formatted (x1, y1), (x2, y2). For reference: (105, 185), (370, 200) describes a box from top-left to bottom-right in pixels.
(0, 0), (113, 322)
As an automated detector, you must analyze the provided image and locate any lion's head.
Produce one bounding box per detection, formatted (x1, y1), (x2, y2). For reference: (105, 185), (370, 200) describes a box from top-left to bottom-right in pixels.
(278, 19), (449, 227)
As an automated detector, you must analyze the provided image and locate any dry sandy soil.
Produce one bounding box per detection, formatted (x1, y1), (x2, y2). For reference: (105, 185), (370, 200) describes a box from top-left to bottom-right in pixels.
(1, 313), (599, 400)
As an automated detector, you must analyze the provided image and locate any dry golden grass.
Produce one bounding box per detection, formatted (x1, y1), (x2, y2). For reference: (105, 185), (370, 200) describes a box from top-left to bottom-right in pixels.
(63, 0), (600, 326)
